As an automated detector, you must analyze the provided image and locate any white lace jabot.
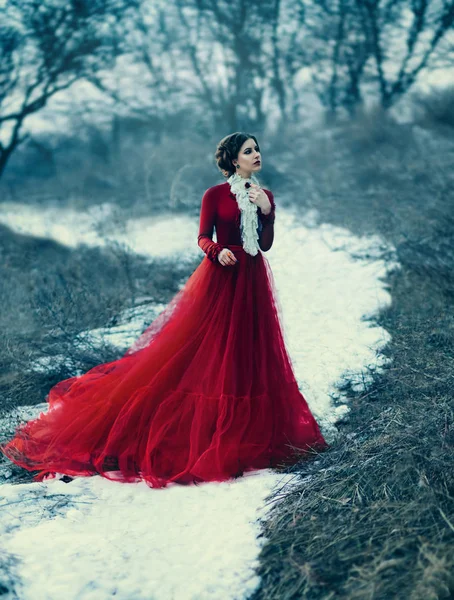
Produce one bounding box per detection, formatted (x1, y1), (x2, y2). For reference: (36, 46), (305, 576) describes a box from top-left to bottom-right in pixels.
(227, 172), (261, 256)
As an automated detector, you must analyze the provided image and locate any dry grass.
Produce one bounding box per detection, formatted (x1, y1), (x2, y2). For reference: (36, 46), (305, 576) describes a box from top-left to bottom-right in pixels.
(0, 223), (193, 418)
(251, 113), (454, 599)
(0, 105), (453, 599)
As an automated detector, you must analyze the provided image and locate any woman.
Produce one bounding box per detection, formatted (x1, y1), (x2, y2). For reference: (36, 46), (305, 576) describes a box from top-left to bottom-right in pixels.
(0, 132), (328, 488)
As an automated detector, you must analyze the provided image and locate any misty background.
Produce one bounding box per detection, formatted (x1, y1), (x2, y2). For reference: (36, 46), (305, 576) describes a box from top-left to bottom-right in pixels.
(1, 0), (453, 210)
(1, 2), (454, 599)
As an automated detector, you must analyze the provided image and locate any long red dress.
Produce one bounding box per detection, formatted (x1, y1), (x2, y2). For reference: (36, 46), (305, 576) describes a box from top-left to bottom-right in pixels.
(0, 181), (328, 487)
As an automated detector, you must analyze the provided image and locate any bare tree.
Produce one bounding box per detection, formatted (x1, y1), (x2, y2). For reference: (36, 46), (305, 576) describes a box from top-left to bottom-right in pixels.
(123, 0), (278, 132)
(360, 0), (454, 109)
(0, 0), (134, 178)
(304, 0), (454, 117)
(182, 0), (314, 130)
(170, 0), (454, 123)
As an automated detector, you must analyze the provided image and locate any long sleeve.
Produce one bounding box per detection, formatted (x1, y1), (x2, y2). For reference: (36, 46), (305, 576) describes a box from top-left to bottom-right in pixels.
(198, 187), (224, 263)
(258, 189), (275, 252)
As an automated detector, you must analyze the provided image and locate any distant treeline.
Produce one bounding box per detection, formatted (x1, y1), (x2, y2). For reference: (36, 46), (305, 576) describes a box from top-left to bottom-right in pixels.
(0, 0), (453, 199)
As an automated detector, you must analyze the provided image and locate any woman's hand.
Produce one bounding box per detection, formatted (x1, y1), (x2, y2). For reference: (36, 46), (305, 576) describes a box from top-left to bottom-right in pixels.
(218, 248), (238, 266)
(248, 184), (272, 214)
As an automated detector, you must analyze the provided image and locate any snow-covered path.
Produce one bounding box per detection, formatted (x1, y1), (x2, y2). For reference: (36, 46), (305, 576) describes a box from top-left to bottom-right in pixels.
(1, 470), (288, 600)
(0, 201), (398, 599)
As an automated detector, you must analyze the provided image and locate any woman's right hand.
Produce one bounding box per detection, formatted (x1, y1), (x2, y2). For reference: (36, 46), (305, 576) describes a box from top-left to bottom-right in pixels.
(218, 248), (238, 266)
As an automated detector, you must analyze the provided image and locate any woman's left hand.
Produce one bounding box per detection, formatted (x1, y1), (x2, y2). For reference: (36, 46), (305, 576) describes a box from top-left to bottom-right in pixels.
(248, 184), (271, 213)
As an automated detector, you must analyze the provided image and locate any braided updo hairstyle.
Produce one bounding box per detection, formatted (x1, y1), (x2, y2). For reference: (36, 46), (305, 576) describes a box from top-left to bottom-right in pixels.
(215, 132), (260, 178)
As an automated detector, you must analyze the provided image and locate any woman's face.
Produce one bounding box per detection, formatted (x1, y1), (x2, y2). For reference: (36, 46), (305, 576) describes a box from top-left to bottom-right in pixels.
(234, 138), (261, 176)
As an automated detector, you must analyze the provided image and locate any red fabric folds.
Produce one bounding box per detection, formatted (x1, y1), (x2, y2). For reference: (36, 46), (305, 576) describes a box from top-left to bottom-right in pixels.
(1, 185), (328, 488)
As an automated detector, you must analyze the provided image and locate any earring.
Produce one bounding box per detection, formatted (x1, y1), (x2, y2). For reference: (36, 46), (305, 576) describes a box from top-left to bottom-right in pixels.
(236, 164), (239, 168)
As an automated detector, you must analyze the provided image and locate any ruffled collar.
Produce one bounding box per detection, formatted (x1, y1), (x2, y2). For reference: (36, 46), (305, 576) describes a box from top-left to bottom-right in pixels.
(227, 172), (261, 256)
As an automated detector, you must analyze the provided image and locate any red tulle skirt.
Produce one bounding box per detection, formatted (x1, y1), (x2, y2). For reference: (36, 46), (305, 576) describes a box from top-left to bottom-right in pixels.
(0, 245), (328, 488)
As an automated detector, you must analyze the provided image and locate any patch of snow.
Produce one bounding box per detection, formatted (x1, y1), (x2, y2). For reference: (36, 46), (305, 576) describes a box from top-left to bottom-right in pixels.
(0, 470), (290, 600)
(27, 301), (170, 375)
(74, 301), (169, 354)
(266, 206), (398, 435)
(0, 201), (199, 261)
(0, 199), (399, 599)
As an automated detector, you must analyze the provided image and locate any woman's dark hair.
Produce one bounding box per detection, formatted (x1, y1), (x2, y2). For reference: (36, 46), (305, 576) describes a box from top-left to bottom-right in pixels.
(215, 132), (260, 178)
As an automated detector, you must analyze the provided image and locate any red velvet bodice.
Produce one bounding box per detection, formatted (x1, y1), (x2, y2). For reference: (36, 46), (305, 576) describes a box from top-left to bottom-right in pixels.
(197, 181), (275, 263)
